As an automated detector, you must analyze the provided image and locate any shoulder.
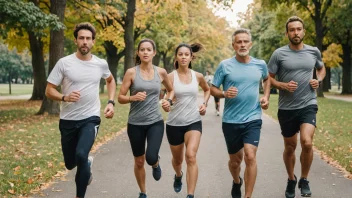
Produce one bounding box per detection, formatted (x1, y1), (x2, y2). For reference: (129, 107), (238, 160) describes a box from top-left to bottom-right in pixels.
(194, 70), (204, 79)
(92, 55), (108, 65)
(251, 57), (266, 65)
(156, 66), (168, 75)
(125, 67), (136, 77)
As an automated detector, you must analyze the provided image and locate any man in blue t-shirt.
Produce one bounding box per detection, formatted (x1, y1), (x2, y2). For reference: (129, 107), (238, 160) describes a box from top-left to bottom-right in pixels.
(211, 28), (270, 198)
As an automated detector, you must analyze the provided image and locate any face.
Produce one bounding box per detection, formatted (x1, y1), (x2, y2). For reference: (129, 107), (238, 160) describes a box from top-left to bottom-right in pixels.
(137, 41), (156, 63)
(232, 33), (252, 57)
(176, 47), (192, 68)
(75, 29), (95, 56)
(286, 21), (305, 45)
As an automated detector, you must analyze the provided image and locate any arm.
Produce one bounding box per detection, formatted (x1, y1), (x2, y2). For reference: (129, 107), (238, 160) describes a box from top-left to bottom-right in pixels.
(45, 82), (80, 102)
(197, 72), (210, 115)
(103, 74), (116, 118)
(118, 69), (135, 104)
(269, 73), (297, 92)
(160, 69), (174, 112)
(260, 77), (271, 110)
(309, 65), (326, 89)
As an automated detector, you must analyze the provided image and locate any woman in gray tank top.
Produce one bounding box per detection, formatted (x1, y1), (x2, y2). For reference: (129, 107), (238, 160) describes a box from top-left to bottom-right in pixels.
(117, 39), (174, 198)
(165, 43), (210, 198)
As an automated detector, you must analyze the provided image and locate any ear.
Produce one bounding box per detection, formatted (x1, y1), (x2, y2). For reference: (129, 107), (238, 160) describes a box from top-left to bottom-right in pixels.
(92, 39), (95, 46)
(74, 38), (77, 45)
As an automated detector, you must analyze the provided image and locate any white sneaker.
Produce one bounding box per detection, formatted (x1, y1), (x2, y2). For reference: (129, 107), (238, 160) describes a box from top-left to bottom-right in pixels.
(88, 156), (94, 185)
(216, 111), (220, 116)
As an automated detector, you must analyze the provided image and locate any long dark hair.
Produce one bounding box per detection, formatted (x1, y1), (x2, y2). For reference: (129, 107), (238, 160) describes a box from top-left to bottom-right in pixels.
(135, 39), (156, 66)
(174, 43), (203, 69)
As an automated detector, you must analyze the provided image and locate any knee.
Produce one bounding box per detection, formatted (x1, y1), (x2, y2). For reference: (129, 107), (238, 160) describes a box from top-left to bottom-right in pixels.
(284, 143), (297, 155)
(229, 158), (242, 169)
(135, 158), (145, 169)
(185, 152), (197, 165)
(301, 140), (313, 151)
(244, 153), (256, 166)
(75, 150), (88, 166)
(146, 154), (158, 166)
(172, 157), (183, 167)
(65, 163), (75, 170)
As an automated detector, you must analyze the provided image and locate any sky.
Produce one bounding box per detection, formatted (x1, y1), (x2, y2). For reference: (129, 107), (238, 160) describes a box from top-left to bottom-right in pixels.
(212, 0), (254, 28)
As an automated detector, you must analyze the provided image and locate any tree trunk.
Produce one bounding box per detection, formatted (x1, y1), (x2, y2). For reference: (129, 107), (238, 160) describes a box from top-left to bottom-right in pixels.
(153, 53), (161, 66)
(8, 74), (12, 94)
(162, 52), (173, 72)
(104, 41), (125, 82)
(341, 42), (352, 94)
(124, 0), (136, 74)
(322, 67), (331, 91)
(37, 0), (66, 115)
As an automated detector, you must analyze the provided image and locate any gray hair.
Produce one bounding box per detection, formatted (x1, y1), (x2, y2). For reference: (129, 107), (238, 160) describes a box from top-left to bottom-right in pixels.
(232, 28), (252, 43)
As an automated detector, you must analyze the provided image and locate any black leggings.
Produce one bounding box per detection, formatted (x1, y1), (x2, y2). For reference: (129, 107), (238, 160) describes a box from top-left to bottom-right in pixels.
(127, 120), (164, 166)
(59, 116), (101, 198)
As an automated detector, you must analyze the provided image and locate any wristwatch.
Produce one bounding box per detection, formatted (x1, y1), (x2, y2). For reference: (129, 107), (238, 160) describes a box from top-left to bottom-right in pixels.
(166, 99), (173, 106)
(107, 100), (115, 106)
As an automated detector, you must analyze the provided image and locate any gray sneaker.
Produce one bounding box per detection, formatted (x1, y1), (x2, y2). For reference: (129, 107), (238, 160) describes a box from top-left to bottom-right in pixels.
(285, 175), (297, 198)
(88, 156), (94, 185)
(152, 155), (162, 181)
(139, 192), (147, 198)
(173, 171), (183, 193)
(298, 178), (312, 197)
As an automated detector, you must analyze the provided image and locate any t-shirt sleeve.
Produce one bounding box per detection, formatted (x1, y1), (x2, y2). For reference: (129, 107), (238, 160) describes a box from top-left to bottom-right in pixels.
(261, 61), (269, 79)
(47, 59), (64, 86)
(212, 63), (225, 88)
(102, 59), (111, 79)
(267, 50), (279, 74)
(314, 47), (324, 69)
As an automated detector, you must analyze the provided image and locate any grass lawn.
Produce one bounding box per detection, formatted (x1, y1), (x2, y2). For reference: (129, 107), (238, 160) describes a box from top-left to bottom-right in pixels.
(264, 94), (352, 174)
(0, 93), (130, 196)
(0, 84), (33, 96)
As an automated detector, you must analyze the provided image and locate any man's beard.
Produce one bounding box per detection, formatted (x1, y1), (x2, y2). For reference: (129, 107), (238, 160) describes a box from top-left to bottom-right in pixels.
(237, 50), (249, 57)
(289, 36), (304, 45)
(79, 46), (90, 55)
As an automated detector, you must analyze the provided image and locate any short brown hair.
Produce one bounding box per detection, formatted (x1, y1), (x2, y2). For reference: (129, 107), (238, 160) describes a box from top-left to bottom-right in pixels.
(73, 22), (96, 40)
(286, 16), (304, 32)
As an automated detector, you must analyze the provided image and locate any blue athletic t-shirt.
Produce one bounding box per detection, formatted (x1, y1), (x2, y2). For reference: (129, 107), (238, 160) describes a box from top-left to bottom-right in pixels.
(213, 56), (268, 124)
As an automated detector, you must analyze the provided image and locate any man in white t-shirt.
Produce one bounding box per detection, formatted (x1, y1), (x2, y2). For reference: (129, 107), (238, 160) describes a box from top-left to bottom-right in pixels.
(205, 70), (220, 116)
(45, 22), (116, 198)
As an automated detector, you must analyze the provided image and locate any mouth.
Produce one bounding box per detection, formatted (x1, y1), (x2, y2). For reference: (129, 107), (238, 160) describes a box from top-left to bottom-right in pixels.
(143, 56), (149, 59)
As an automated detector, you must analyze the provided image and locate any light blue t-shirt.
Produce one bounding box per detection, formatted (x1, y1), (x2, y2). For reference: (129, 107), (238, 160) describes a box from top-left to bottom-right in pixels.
(213, 56), (268, 124)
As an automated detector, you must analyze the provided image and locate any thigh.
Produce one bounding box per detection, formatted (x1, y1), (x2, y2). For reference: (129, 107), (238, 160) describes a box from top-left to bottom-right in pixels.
(59, 119), (79, 168)
(222, 122), (243, 155)
(299, 105), (318, 128)
(127, 123), (147, 157)
(184, 130), (202, 155)
(278, 109), (300, 137)
(146, 120), (165, 155)
(76, 116), (101, 157)
(242, 119), (262, 147)
(166, 124), (186, 146)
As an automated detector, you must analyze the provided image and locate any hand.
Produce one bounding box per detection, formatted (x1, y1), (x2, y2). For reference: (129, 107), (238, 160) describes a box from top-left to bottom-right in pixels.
(224, 86), (238, 98)
(66, 91), (80, 102)
(161, 99), (171, 112)
(284, 81), (298, 92)
(131, 91), (147, 102)
(104, 104), (114, 119)
(198, 103), (206, 115)
(309, 79), (319, 89)
(260, 97), (269, 110)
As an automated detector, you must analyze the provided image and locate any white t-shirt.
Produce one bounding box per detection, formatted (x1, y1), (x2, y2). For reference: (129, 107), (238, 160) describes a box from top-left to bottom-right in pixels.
(47, 53), (111, 120)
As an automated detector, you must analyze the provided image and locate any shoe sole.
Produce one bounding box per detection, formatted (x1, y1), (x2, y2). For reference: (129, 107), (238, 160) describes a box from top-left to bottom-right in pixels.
(301, 194), (311, 197)
(88, 156), (94, 185)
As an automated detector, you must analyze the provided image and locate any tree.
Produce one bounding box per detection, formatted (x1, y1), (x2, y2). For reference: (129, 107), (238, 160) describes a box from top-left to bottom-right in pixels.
(37, 0), (66, 115)
(0, 0), (65, 100)
(322, 43), (343, 90)
(124, 0), (136, 73)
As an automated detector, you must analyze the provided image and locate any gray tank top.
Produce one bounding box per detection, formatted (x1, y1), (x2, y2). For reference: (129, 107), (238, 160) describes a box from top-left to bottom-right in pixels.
(128, 66), (163, 125)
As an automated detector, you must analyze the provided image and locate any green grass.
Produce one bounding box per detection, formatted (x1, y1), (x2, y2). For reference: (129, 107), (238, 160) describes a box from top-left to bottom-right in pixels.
(0, 84), (33, 96)
(0, 93), (130, 197)
(264, 94), (352, 173)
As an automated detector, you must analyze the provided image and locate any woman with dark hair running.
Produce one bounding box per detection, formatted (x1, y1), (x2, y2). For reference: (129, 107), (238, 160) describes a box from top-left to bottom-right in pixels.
(118, 39), (174, 198)
(165, 43), (210, 198)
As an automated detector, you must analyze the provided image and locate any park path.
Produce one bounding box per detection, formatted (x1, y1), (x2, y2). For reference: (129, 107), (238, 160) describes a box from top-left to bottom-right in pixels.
(35, 95), (352, 198)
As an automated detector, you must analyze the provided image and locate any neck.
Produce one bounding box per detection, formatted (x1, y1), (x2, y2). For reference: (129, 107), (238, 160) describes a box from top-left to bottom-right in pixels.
(235, 55), (251, 63)
(289, 42), (304, 50)
(177, 66), (189, 74)
(75, 51), (92, 61)
(140, 62), (153, 69)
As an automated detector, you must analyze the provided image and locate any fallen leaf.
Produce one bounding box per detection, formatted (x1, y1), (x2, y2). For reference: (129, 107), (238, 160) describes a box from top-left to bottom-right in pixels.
(8, 189), (15, 194)
(27, 178), (34, 184)
(8, 181), (14, 188)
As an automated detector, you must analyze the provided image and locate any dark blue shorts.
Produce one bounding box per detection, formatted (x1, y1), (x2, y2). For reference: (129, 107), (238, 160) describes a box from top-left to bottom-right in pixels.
(278, 104), (318, 138)
(222, 119), (262, 154)
(166, 121), (202, 146)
